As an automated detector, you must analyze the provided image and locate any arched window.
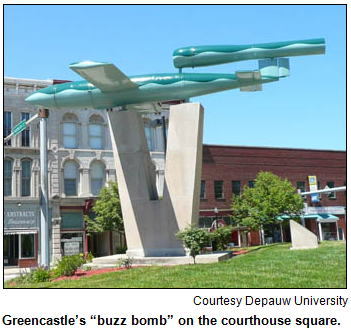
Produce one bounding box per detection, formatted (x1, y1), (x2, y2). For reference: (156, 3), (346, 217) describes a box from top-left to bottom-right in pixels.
(21, 159), (31, 197)
(64, 161), (78, 196)
(91, 161), (105, 195)
(62, 113), (78, 148)
(89, 115), (104, 149)
(4, 159), (13, 196)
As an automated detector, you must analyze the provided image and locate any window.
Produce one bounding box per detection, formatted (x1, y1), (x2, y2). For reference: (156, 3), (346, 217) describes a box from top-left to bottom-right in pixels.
(91, 161), (105, 195)
(89, 124), (103, 149)
(60, 232), (84, 256)
(21, 160), (31, 196)
(21, 234), (35, 258)
(317, 181), (322, 200)
(21, 112), (30, 147)
(4, 111), (12, 146)
(200, 180), (206, 199)
(297, 181), (306, 198)
(199, 217), (213, 228)
(64, 161), (78, 196)
(248, 180), (255, 188)
(61, 212), (84, 229)
(4, 159), (13, 196)
(63, 122), (77, 148)
(214, 180), (224, 199)
(144, 125), (152, 150)
(326, 181), (336, 199)
(232, 180), (241, 196)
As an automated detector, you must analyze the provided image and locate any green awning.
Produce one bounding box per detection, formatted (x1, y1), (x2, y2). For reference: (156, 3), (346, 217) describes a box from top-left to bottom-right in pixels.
(277, 214), (339, 221)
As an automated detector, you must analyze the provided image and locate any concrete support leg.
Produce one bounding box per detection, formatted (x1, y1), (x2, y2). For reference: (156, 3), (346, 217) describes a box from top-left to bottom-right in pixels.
(107, 103), (204, 257)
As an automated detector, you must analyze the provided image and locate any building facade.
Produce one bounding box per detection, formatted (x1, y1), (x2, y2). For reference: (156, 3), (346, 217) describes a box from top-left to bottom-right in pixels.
(4, 77), (169, 267)
(199, 144), (346, 246)
(4, 76), (346, 267)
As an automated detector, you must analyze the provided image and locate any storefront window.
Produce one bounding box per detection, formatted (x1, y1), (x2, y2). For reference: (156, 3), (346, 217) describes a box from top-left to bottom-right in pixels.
(21, 234), (35, 258)
(61, 233), (84, 256)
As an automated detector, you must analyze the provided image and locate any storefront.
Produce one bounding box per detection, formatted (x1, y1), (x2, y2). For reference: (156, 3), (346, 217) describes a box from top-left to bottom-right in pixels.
(60, 210), (85, 256)
(304, 206), (346, 241)
(4, 204), (40, 267)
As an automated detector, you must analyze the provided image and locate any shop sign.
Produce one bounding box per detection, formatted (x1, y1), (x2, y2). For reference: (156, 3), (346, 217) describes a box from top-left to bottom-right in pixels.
(4, 204), (40, 229)
(64, 242), (80, 256)
(304, 206), (345, 215)
(308, 175), (319, 203)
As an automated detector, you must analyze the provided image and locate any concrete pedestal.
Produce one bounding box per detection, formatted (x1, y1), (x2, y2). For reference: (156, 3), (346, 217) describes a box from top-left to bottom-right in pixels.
(290, 219), (318, 250)
(107, 103), (204, 257)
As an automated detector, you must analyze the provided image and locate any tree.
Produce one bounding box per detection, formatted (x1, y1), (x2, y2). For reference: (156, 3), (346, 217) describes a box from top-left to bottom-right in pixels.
(231, 172), (304, 236)
(176, 225), (211, 264)
(85, 181), (124, 235)
(211, 225), (235, 250)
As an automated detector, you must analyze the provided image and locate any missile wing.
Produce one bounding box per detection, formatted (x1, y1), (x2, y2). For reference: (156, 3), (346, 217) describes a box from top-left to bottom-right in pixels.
(69, 61), (138, 92)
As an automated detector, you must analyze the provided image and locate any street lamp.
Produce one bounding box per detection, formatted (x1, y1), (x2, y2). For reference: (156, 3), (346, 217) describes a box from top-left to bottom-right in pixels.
(212, 207), (219, 252)
(214, 207), (219, 229)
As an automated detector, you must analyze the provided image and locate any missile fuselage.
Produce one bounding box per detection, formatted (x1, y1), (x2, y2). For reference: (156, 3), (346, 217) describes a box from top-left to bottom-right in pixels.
(25, 38), (325, 109)
(25, 72), (276, 109)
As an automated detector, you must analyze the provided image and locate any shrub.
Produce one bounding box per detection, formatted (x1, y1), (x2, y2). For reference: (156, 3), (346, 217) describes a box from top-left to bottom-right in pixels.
(32, 267), (51, 283)
(53, 255), (86, 277)
(85, 252), (94, 262)
(211, 225), (235, 250)
(14, 267), (51, 284)
(115, 246), (127, 254)
(176, 225), (211, 264)
(116, 256), (133, 269)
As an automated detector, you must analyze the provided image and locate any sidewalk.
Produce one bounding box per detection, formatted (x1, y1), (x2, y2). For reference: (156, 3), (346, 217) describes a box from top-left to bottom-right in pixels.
(4, 267), (31, 282)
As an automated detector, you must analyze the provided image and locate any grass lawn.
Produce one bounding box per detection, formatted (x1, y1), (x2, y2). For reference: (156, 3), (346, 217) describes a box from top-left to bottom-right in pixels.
(5, 241), (346, 288)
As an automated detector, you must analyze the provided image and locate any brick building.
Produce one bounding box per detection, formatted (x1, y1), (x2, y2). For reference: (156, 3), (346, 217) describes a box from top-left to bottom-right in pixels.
(199, 144), (346, 246)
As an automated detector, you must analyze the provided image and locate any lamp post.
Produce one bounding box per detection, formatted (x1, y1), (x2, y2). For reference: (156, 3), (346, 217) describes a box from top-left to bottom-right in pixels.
(214, 207), (219, 229)
(212, 207), (219, 252)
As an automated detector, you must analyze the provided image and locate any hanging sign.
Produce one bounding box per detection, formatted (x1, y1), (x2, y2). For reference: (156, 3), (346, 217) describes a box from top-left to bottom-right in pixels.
(308, 175), (319, 203)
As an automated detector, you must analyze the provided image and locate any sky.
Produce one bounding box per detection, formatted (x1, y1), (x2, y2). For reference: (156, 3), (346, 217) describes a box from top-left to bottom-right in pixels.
(4, 5), (346, 150)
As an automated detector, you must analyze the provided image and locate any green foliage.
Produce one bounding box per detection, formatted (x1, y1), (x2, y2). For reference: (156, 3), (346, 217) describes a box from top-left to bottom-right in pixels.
(53, 255), (86, 277)
(84, 252), (94, 262)
(116, 256), (133, 269)
(115, 246), (127, 254)
(15, 267), (51, 284)
(83, 265), (92, 271)
(211, 225), (235, 250)
(33, 267), (51, 283)
(176, 225), (211, 264)
(232, 171), (304, 231)
(85, 181), (123, 235)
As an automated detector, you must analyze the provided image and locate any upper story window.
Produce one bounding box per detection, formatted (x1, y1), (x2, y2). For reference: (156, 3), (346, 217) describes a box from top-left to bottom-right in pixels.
(91, 161), (105, 196)
(89, 115), (104, 149)
(326, 181), (336, 199)
(297, 181), (306, 198)
(4, 111), (12, 146)
(214, 180), (224, 199)
(21, 159), (31, 197)
(248, 180), (255, 188)
(21, 112), (30, 147)
(232, 180), (241, 196)
(62, 113), (78, 149)
(200, 180), (206, 199)
(4, 159), (13, 196)
(64, 161), (78, 196)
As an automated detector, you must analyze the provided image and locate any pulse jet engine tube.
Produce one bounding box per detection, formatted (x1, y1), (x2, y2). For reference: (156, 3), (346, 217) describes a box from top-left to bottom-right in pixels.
(173, 38), (325, 69)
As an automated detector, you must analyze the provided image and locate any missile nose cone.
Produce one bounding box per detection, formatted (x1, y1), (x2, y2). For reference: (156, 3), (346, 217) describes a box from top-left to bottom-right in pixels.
(25, 92), (56, 108)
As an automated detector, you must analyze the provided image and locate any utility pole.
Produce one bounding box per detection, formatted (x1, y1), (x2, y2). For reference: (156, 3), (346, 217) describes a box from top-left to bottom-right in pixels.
(4, 108), (50, 267)
(39, 108), (50, 267)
